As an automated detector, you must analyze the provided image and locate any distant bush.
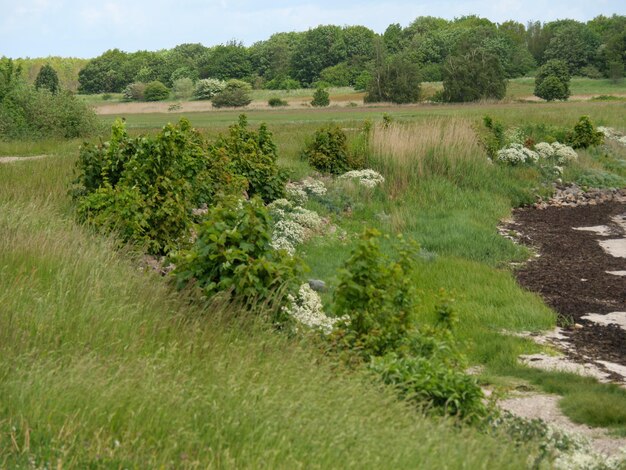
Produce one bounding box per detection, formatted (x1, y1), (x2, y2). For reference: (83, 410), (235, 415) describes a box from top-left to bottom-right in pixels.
(172, 77), (194, 100)
(568, 115), (604, 149)
(0, 64), (101, 141)
(34, 64), (60, 94)
(442, 50), (506, 102)
(265, 77), (300, 90)
(173, 196), (304, 316)
(143, 80), (169, 101)
(534, 60), (570, 101)
(194, 78), (226, 100)
(211, 79), (252, 108)
(268, 97), (288, 107)
(353, 71), (372, 91)
(311, 87), (330, 107)
(301, 124), (351, 174)
(579, 65), (603, 79)
(122, 82), (146, 101)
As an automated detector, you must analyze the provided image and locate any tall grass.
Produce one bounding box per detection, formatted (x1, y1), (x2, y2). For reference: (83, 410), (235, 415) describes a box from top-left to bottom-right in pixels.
(368, 119), (487, 195)
(0, 142), (535, 467)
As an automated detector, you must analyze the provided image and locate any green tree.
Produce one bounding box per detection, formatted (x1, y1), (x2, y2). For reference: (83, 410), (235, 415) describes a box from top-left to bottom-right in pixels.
(442, 49), (506, 102)
(365, 41), (421, 104)
(311, 87), (330, 107)
(34, 64), (60, 93)
(211, 79), (252, 108)
(543, 23), (600, 74)
(143, 81), (169, 101)
(199, 42), (252, 80)
(534, 59), (570, 101)
(78, 49), (131, 93)
(291, 25), (347, 85)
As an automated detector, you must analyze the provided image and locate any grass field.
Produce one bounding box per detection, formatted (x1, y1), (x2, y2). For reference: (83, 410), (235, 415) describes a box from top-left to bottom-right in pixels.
(2, 96), (626, 466)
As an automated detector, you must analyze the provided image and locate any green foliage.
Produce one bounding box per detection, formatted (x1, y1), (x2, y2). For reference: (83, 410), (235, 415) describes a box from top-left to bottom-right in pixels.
(442, 50), (507, 102)
(268, 97), (288, 107)
(199, 42), (252, 81)
(332, 229), (419, 356)
(365, 46), (421, 104)
(73, 118), (245, 254)
(173, 197), (304, 316)
(568, 115), (604, 149)
(211, 115), (286, 203)
(301, 124), (351, 174)
(534, 59), (571, 101)
(194, 78), (226, 100)
(319, 63), (353, 87)
(480, 115), (506, 159)
(34, 64), (60, 94)
(172, 77), (195, 99)
(311, 87), (330, 107)
(122, 82), (146, 101)
(143, 80), (169, 101)
(0, 63), (100, 141)
(211, 79), (252, 108)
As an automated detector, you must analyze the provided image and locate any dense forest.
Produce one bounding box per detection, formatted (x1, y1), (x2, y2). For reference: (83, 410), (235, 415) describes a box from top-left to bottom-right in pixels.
(66, 14), (626, 94)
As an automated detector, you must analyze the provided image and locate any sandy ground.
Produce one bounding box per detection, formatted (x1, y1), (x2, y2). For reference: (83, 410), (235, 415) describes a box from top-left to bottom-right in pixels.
(0, 155), (50, 164)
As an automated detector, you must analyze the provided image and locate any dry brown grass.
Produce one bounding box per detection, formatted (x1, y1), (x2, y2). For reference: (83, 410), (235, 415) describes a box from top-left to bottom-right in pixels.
(368, 118), (485, 195)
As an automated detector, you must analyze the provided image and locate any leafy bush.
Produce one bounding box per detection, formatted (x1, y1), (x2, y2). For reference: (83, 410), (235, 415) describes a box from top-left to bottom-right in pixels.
(442, 50), (507, 102)
(173, 197), (304, 317)
(172, 77), (195, 99)
(568, 115), (604, 149)
(481, 115), (506, 159)
(311, 87), (330, 107)
(212, 80), (252, 108)
(143, 80), (169, 101)
(211, 114), (287, 203)
(34, 64), (60, 94)
(194, 78), (226, 100)
(0, 82), (100, 140)
(365, 54), (421, 104)
(268, 97), (288, 107)
(301, 124), (352, 174)
(265, 77), (300, 90)
(73, 118), (245, 254)
(332, 229), (419, 356)
(353, 71), (372, 91)
(534, 60), (570, 101)
(122, 82), (146, 101)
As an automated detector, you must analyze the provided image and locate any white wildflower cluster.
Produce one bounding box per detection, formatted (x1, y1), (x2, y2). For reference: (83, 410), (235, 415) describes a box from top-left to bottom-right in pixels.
(285, 178), (327, 205)
(598, 126), (626, 146)
(554, 449), (626, 470)
(504, 127), (526, 144)
(284, 283), (345, 334)
(535, 141), (578, 164)
(496, 143), (539, 165)
(339, 169), (385, 188)
(268, 198), (324, 255)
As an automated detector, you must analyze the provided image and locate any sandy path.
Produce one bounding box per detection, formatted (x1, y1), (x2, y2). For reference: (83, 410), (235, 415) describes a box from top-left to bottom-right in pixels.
(0, 155), (51, 164)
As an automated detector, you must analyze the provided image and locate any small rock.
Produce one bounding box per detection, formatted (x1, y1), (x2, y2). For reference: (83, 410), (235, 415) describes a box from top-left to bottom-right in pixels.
(574, 323), (583, 329)
(308, 279), (327, 292)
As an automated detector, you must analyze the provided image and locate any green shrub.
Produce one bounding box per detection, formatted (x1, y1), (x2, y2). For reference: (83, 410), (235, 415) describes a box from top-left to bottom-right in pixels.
(534, 60), (570, 101)
(0, 83), (100, 140)
(211, 114), (286, 203)
(212, 79), (252, 108)
(481, 115), (506, 159)
(194, 78), (226, 100)
(568, 115), (604, 149)
(73, 118), (245, 254)
(143, 80), (169, 101)
(173, 197), (304, 317)
(311, 87), (330, 107)
(122, 82), (146, 101)
(301, 124), (351, 174)
(172, 77), (195, 100)
(442, 50), (506, 102)
(268, 97), (288, 107)
(332, 229), (419, 356)
(353, 71), (372, 91)
(265, 77), (300, 90)
(34, 64), (60, 94)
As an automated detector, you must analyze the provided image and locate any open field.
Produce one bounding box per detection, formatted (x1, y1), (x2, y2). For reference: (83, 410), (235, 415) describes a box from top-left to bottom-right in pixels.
(2, 97), (626, 466)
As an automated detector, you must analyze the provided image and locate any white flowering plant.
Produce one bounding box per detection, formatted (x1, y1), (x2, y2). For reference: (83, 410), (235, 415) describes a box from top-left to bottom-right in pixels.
(496, 143), (539, 165)
(283, 283), (347, 333)
(338, 169), (385, 188)
(267, 198), (324, 255)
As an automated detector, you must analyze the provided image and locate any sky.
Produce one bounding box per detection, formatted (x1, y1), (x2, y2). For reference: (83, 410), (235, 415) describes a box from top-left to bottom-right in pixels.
(1, 0), (624, 58)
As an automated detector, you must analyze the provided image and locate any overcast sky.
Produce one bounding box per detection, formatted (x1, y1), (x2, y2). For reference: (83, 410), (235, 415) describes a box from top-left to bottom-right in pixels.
(1, 0), (624, 58)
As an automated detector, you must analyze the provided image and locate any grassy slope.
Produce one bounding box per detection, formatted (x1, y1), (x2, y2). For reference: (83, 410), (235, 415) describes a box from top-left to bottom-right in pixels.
(0, 151), (534, 466)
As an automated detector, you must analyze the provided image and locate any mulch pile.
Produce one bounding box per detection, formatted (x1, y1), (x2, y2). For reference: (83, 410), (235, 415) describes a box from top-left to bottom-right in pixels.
(508, 200), (626, 364)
